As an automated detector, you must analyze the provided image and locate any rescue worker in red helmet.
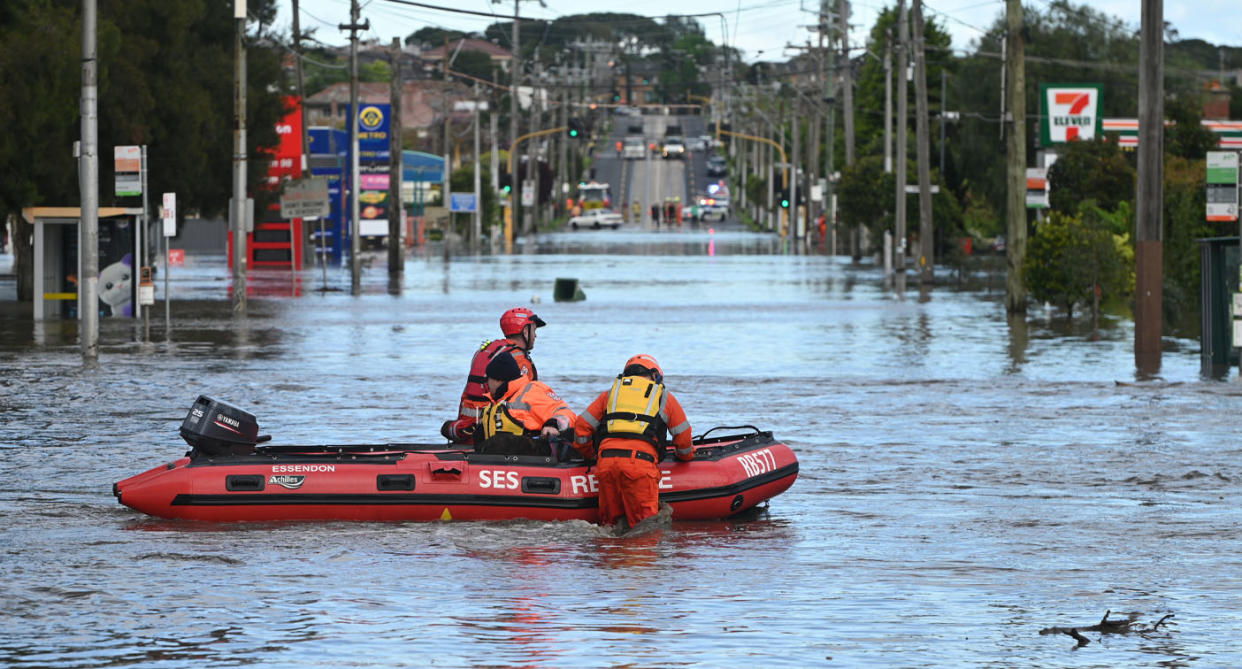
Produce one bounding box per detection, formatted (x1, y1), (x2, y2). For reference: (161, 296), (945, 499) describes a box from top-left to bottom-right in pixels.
(477, 351), (575, 451)
(573, 354), (694, 529)
(441, 307), (546, 444)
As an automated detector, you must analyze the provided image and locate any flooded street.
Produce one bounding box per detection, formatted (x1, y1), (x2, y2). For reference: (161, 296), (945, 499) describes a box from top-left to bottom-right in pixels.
(2, 230), (1241, 667)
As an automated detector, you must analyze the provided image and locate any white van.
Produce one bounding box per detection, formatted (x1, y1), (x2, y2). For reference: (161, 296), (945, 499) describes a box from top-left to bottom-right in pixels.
(622, 137), (646, 160)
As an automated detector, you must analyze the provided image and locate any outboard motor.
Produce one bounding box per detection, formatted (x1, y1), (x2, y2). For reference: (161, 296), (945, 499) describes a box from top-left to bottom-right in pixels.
(180, 395), (265, 457)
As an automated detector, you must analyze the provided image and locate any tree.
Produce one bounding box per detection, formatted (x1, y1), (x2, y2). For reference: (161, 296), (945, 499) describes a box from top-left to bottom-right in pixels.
(1046, 137), (1135, 215)
(0, 0), (286, 300)
(1164, 94), (1219, 160)
(1024, 204), (1131, 324)
(837, 155), (892, 246)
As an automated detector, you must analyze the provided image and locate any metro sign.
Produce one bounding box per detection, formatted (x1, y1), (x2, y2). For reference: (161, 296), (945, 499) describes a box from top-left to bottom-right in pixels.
(1040, 84), (1103, 146)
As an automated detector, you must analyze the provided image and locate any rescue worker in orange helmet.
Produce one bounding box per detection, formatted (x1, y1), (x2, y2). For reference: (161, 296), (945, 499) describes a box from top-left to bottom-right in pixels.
(441, 308), (546, 444)
(477, 351), (576, 450)
(573, 354), (694, 528)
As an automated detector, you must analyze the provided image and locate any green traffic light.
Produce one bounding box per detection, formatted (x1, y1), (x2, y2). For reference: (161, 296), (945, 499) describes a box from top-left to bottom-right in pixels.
(503, 185), (511, 193)
(780, 199), (790, 208)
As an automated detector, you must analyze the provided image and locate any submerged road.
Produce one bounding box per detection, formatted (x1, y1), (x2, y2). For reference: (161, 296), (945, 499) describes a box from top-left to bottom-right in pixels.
(0, 236), (1238, 667)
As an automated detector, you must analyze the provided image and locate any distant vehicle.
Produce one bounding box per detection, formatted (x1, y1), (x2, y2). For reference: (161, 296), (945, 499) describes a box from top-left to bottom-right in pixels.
(622, 137), (646, 159)
(569, 208), (624, 230)
(706, 155), (727, 176)
(626, 123), (644, 135)
(698, 182), (730, 221)
(662, 137), (686, 159)
(576, 181), (612, 211)
(686, 137), (707, 152)
(665, 124), (683, 138)
(614, 105), (639, 116)
(698, 134), (718, 149)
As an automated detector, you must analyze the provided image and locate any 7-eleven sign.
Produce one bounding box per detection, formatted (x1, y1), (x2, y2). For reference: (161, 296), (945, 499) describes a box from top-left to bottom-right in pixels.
(1040, 84), (1103, 146)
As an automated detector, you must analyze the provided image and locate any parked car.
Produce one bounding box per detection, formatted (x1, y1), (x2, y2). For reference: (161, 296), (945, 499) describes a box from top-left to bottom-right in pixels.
(698, 134), (719, 149)
(705, 155), (727, 177)
(686, 136), (707, 152)
(569, 208), (624, 230)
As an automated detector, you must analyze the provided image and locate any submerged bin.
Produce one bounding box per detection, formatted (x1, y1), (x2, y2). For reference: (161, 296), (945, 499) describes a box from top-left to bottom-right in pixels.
(554, 278), (586, 302)
(1198, 236), (1239, 370)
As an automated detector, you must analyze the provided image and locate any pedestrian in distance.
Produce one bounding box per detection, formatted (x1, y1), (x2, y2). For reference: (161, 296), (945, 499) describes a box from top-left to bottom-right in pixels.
(441, 307), (545, 444)
(476, 351), (576, 457)
(573, 354), (694, 531)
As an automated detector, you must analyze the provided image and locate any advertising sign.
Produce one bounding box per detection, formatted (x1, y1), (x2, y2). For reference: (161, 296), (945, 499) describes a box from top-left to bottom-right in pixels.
(1206, 151), (1239, 222)
(354, 103), (391, 164)
(1040, 84), (1103, 146)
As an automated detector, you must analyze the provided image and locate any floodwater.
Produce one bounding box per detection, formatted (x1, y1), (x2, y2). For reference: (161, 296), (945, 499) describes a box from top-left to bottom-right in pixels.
(2, 229), (1241, 668)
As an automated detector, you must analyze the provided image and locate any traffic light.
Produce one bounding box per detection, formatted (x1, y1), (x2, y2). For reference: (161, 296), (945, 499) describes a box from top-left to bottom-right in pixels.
(500, 169), (512, 195)
(779, 187), (790, 209)
(567, 117), (583, 139)
(612, 90), (621, 103)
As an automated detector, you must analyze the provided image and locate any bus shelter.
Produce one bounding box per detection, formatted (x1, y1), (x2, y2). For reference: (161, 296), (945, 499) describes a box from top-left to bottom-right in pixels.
(23, 206), (144, 321)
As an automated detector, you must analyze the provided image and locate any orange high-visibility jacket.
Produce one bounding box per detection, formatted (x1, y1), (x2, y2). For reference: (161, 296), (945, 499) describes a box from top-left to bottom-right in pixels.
(481, 375), (575, 440)
(573, 383), (693, 462)
(445, 339), (536, 442)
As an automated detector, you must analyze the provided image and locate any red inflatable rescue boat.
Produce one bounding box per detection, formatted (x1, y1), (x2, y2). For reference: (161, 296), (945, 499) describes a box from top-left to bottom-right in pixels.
(113, 396), (798, 523)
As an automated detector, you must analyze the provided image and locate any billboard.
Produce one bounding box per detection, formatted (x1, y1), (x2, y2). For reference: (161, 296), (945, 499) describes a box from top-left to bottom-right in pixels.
(1040, 84), (1103, 146)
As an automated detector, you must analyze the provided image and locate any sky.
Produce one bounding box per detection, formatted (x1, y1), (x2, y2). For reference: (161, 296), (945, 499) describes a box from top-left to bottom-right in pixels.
(281, 0), (1242, 64)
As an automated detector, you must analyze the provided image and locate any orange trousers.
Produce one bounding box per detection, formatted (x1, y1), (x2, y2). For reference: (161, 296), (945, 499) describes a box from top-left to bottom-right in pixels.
(596, 456), (660, 527)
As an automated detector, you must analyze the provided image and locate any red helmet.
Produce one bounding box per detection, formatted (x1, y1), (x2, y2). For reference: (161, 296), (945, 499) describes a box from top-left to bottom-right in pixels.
(500, 308), (546, 337)
(623, 354), (663, 383)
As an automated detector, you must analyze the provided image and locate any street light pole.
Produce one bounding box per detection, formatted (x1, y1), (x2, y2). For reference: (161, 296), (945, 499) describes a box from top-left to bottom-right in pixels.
(232, 0), (248, 315)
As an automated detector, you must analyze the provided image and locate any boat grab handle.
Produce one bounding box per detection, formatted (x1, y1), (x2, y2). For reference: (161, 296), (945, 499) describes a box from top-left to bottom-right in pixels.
(694, 425), (760, 443)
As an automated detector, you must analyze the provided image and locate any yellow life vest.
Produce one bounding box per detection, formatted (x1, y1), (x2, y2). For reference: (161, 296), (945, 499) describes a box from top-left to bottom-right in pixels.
(600, 375), (666, 446)
(480, 401), (529, 441)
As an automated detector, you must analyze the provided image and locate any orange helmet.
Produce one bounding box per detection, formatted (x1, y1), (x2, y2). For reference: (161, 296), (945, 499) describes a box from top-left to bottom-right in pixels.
(623, 354), (663, 383)
(500, 308), (546, 337)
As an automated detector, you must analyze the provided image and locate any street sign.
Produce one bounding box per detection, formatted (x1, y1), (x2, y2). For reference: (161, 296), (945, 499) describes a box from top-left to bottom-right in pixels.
(161, 192), (176, 237)
(1025, 168), (1049, 209)
(903, 185), (941, 194)
(450, 193), (477, 213)
(280, 177), (331, 219)
(1206, 151), (1239, 222)
(521, 185), (535, 207)
(114, 146), (142, 196)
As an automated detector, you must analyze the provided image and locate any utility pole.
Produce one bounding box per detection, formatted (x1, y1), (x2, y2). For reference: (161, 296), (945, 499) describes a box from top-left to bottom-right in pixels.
(894, 0), (908, 291)
(388, 37), (404, 278)
(791, 92), (801, 238)
(472, 83), (483, 245)
(232, 0), (248, 314)
(558, 82), (568, 220)
(80, 0), (99, 360)
(839, 0), (854, 166)
(884, 28), (893, 174)
(1135, 0), (1164, 372)
(912, 0), (934, 287)
(939, 68), (947, 174)
(340, 1), (367, 295)
(293, 0), (312, 266)
(293, 0), (309, 172)
(1004, 0), (1026, 313)
(490, 67), (499, 198)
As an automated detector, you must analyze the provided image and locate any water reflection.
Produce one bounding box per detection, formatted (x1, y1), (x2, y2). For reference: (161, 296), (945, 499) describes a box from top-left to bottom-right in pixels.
(1006, 311), (1029, 374)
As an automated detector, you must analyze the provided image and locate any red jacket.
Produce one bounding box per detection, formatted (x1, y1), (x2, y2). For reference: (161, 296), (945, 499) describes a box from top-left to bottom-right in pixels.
(443, 339), (535, 442)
